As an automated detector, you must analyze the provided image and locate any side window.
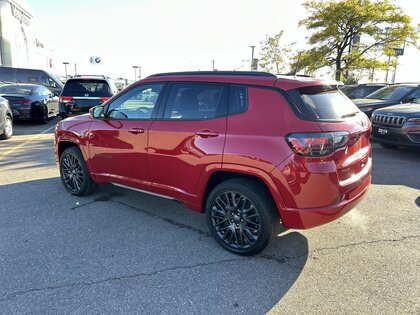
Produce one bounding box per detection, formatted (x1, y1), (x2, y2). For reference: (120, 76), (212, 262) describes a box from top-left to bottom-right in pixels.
(229, 85), (248, 115)
(407, 88), (420, 102)
(164, 83), (226, 120)
(107, 84), (163, 120)
(28, 76), (38, 83)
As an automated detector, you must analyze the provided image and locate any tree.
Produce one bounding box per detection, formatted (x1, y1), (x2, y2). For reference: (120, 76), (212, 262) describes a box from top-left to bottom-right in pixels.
(296, 0), (418, 81)
(259, 31), (295, 74)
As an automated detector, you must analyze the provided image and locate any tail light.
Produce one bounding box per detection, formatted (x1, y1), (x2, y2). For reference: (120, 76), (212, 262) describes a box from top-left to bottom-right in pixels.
(59, 96), (73, 103)
(285, 131), (350, 157)
(16, 99), (32, 105)
(99, 97), (110, 102)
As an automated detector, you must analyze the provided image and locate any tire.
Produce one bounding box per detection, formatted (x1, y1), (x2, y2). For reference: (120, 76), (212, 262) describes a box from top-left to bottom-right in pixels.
(0, 115), (13, 140)
(39, 105), (48, 124)
(205, 178), (280, 256)
(59, 147), (97, 196)
(380, 143), (398, 149)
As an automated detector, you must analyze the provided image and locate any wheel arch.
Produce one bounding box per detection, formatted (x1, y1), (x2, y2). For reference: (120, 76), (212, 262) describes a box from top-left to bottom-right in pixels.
(200, 165), (287, 218)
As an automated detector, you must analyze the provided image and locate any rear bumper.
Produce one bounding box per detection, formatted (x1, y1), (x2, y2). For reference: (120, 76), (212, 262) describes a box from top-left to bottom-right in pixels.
(280, 174), (370, 229)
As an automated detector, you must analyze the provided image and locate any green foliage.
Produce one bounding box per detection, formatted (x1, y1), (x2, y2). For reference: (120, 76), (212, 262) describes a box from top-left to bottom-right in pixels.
(259, 31), (295, 74)
(296, 0), (418, 80)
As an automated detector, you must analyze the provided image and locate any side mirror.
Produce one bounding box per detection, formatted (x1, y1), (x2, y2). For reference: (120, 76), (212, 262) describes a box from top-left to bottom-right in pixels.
(405, 97), (418, 103)
(89, 105), (105, 119)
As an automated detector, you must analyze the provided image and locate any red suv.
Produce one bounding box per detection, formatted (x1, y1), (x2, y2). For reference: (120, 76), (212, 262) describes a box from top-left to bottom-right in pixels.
(55, 71), (372, 255)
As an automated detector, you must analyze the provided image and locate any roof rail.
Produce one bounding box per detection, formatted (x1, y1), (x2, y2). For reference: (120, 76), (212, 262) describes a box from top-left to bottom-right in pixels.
(70, 74), (110, 79)
(149, 71), (277, 78)
(392, 82), (420, 85)
(279, 73), (313, 78)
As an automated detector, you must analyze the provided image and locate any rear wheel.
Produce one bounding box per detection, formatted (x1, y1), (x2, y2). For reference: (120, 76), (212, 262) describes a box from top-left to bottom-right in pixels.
(380, 143), (398, 149)
(206, 179), (279, 256)
(0, 116), (13, 140)
(59, 147), (97, 196)
(39, 105), (48, 124)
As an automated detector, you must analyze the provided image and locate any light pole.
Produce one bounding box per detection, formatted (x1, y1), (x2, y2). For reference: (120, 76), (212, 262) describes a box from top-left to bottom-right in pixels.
(133, 66), (138, 82)
(138, 66), (142, 80)
(250, 45), (255, 70)
(211, 60), (215, 71)
(74, 63), (77, 75)
(63, 62), (69, 79)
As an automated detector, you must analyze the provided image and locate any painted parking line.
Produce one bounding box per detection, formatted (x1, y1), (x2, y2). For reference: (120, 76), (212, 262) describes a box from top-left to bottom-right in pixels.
(0, 124), (56, 159)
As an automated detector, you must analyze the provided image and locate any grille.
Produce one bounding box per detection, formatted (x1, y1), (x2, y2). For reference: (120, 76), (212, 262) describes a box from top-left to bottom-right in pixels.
(371, 114), (405, 127)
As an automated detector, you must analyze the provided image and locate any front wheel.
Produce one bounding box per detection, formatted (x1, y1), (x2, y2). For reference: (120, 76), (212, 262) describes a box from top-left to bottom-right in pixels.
(39, 105), (48, 124)
(206, 179), (279, 256)
(0, 116), (13, 140)
(59, 147), (97, 196)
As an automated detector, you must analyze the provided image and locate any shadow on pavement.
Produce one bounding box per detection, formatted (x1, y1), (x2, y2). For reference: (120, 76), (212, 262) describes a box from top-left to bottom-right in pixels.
(0, 178), (308, 313)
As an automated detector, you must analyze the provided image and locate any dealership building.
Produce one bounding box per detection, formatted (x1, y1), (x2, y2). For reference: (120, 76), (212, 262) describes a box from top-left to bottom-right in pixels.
(0, 0), (53, 70)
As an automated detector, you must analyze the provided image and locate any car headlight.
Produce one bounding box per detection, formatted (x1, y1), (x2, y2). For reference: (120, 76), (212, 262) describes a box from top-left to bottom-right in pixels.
(407, 117), (420, 124)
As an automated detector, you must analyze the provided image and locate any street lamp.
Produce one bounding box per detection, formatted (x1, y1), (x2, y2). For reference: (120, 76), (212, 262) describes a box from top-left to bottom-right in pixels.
(138, 66), (142, 80)
(211, 60), (215, 71)
(63, 62), (69, 79)
(74, 63), (77, 75)
(250, 45), (255, 70)
(132, 65), (138, 82)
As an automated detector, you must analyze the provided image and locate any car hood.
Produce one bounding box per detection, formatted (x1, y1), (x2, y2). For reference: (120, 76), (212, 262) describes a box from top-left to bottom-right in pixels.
(373, 103), (420, 115)
(352, 98), (396, 107)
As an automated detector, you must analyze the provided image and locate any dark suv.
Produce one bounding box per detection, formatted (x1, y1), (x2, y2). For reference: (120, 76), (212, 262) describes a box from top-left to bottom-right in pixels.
(59, 75), (118, 118)
(55, 71), (372, 255)
(353, 83), (420, 117)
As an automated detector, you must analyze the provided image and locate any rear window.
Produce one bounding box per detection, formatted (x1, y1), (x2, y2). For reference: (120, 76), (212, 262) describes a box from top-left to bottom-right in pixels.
(288, 85), (360, 120)
(63, 79), (112, 97)
(0, 85), (33, 95)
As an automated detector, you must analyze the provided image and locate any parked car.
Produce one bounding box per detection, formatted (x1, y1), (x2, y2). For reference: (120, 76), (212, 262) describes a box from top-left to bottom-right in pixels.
(353, 83), (420, 117)
(55, 71), (372, 255)
(0, 84), (59, 124)
(339, 83), (387, 99)
(371, 101), (420, 149)
(0, 96), (13, 140)
(0, 66), (63, 96)
(59, 75), (118, 119)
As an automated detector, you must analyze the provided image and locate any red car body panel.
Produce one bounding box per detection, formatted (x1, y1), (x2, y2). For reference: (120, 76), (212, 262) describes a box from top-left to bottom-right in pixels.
(55, 73), (372, 230)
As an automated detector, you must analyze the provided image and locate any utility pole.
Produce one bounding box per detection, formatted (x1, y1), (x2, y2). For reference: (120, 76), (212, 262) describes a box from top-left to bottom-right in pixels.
(133, 65), (138, 82)
(250, 45), (255, 70)
(63, 62), (69, 79)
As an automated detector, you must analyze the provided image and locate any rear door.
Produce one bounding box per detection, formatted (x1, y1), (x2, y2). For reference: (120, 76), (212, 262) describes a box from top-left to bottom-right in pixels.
(39, 86), (58, 116)
(88, 83), (165, 187)
(147, 82), (228, 201)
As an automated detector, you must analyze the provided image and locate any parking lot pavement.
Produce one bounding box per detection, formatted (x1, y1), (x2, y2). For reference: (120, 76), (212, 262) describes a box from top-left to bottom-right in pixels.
(0, 126), (419, 314)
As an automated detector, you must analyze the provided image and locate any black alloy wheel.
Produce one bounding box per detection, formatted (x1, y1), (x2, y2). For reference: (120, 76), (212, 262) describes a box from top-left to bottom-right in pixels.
(59, 147), (97, 196)
(40, 105), (48, 124)
(206, 179), (279, 256)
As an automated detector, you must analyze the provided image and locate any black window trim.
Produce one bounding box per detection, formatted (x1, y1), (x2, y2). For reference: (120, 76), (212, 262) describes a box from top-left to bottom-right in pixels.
(102, 82), (167, 121)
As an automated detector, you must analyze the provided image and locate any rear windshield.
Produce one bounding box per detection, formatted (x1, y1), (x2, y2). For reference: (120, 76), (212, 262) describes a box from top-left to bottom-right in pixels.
(365, 85), (415, 101)
(288, 85), (360, 120)
(0, 85), (33, 95)
(63, 79), (112, 97)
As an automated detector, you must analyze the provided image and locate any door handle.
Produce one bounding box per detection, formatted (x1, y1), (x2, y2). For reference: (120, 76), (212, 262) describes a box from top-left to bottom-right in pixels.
(195, 130), (219, 137)
(128, 127), (145, 134)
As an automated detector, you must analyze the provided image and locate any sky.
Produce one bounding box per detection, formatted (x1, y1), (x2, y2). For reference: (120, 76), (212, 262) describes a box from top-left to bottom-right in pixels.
(24, 0), (420, 82)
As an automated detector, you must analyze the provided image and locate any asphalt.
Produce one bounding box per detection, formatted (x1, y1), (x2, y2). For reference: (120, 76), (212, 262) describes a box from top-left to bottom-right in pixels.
(0, 118), (419, 314)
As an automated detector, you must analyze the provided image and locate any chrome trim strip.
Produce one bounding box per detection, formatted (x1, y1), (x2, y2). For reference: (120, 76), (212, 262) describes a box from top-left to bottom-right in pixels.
(111, 182), (175, 200)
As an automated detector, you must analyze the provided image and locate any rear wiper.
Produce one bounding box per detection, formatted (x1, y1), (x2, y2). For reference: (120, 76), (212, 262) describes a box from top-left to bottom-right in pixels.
(340, 112), (359, 118)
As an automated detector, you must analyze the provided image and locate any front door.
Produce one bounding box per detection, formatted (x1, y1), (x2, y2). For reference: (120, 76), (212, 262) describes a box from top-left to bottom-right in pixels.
(88, 83), (165, 187)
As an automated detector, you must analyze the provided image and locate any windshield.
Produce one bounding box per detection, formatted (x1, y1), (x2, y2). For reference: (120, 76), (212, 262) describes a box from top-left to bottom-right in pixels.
(365, 85), (415, 101)
(63, 79), (112, 97)
(0, 85), (33, 95)
(288, 85), (360, 120)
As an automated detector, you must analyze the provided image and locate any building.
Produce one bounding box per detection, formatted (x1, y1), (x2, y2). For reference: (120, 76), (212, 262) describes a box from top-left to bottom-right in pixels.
(0, 0), (53, 70)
